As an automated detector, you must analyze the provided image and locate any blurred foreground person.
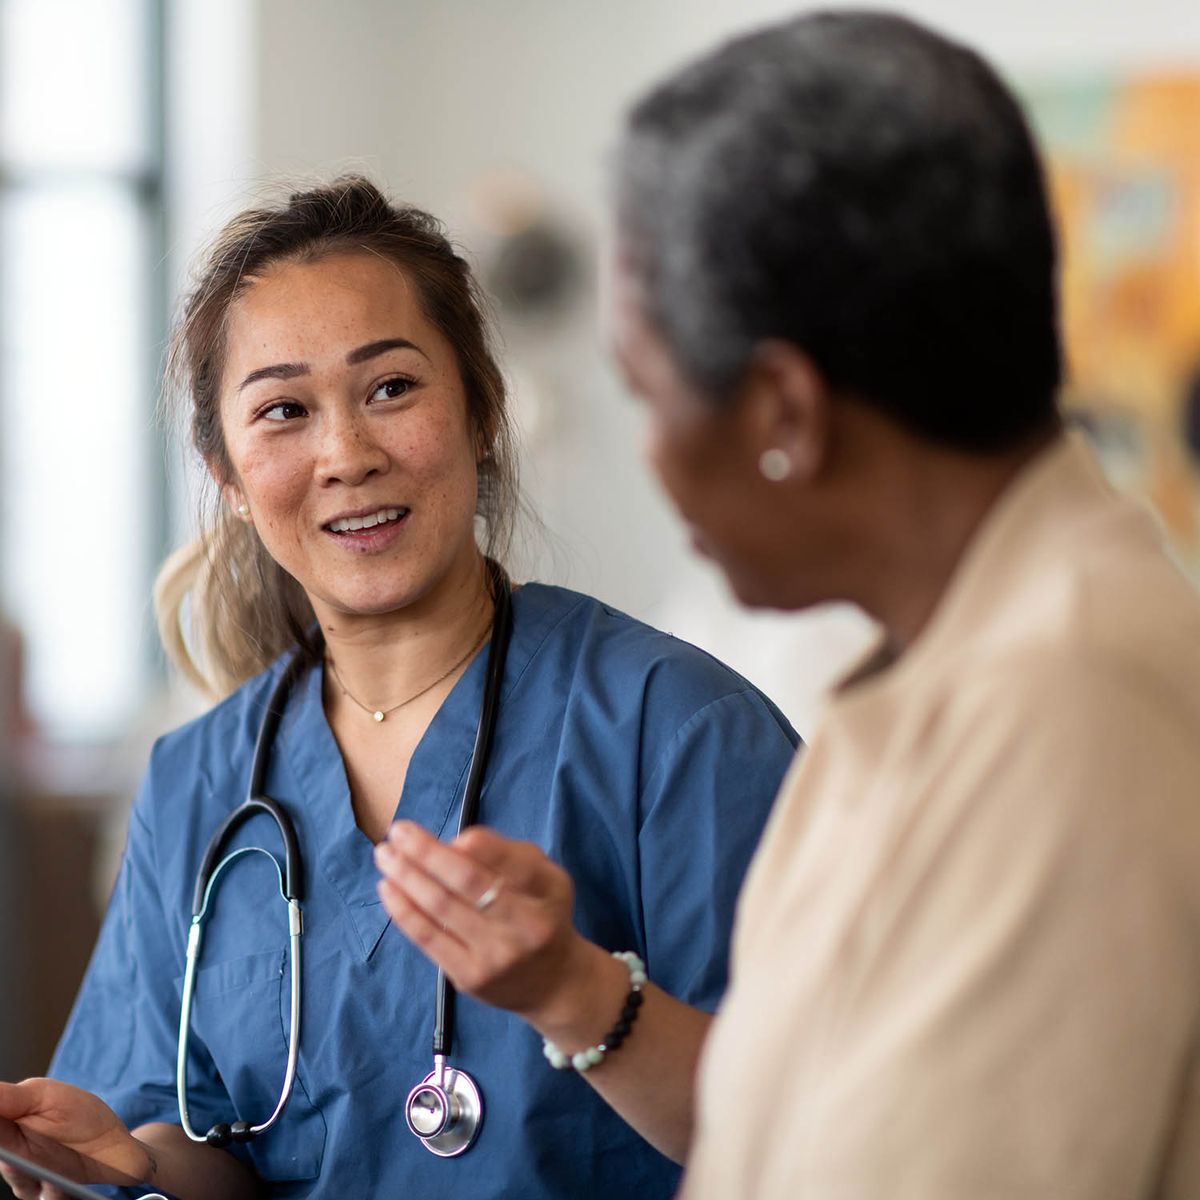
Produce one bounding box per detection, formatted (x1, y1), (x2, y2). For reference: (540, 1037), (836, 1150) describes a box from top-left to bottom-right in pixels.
(611, 12), (1200, 1198)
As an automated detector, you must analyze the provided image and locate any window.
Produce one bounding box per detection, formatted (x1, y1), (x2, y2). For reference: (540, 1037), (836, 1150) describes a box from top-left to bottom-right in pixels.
(0, 0), (164, 742)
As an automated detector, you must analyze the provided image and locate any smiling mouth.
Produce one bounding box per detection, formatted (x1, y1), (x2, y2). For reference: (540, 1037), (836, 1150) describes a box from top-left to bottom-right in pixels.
(324, 506), (409, 533)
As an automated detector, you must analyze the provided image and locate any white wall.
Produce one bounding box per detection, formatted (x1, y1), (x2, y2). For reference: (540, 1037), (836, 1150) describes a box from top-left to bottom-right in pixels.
(180, 0), (1200, 734)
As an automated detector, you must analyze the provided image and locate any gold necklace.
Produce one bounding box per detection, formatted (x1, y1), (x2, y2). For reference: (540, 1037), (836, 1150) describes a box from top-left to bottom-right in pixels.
(326, 621), (491, 723)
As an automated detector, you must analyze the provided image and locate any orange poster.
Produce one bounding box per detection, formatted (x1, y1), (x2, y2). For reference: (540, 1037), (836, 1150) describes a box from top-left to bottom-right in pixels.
(1023, 73), (1200, 566)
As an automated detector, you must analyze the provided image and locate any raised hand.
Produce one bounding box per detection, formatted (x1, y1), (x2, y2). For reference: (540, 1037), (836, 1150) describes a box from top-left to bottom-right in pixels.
(375, 819), (710, 1164)
(374, 821), (621, 1030)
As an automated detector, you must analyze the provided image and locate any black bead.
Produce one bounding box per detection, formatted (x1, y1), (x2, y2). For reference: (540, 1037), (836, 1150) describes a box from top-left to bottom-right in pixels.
(230, 1121), (255, 1142)
(583, 971), (645, 1066)
(205, 1124), (232, 1149)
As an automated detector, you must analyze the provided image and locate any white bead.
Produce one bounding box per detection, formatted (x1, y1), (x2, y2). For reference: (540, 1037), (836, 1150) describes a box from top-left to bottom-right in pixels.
(540, 952), (649, 1076)
(373, 710), (385, 722)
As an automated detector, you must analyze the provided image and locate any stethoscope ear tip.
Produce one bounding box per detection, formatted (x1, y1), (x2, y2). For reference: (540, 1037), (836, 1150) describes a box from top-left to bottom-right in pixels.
(206, 1120), (255, 1148)
(205, 1123), (232, 1148)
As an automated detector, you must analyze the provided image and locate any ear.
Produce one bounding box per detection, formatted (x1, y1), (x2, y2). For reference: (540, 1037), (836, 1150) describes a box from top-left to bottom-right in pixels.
(470, 404), (499, 466)
(474, 425), (495, 466)
(220, 483), (252, 522)
(739, 340), (832, 483)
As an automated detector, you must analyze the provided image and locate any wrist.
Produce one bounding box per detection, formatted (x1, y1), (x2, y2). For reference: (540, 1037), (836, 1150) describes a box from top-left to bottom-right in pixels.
(130, 1136), (160, 1184)
(524, 937), (630, 1051)
(542, 951), (647, 1073)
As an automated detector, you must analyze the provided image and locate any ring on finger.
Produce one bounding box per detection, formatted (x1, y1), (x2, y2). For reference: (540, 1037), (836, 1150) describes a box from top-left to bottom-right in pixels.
(473, 880), (503, 912)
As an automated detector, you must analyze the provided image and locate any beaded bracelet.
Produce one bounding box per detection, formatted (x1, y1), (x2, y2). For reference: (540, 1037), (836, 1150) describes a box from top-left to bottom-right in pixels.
(542, 951), (647, 1072)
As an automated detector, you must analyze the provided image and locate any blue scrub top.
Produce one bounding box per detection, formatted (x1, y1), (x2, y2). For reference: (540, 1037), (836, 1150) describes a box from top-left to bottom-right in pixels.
(52, 584), (798, 1198)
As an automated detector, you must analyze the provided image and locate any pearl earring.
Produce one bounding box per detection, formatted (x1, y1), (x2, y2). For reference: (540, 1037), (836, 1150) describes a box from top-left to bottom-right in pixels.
(758, 448), (792, 482)
(237, 503), (249, 516)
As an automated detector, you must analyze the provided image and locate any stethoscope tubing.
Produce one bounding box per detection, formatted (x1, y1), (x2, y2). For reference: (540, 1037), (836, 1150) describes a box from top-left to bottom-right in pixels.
(176, 845), (303, 1143)
(177, 655), (307, 1147)
(176, 561), (513, 1155)
(433, 565), (513, 1058)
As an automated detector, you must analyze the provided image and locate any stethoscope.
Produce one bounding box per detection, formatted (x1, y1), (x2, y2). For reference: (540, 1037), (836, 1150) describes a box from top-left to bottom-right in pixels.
(176, 562), (514, 1160)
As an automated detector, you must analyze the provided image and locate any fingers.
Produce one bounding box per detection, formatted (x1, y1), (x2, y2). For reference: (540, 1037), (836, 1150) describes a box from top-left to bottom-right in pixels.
(381, 823), (501, 912)
(0, 1083), (142, 1190)
(0, 1079), (84, 1148)
(0, 1080), (41, 1122)
(375, 823), (569, 946)
(375, 872), (479, 984)
(0, 1162), (35, 1200)
(382, 821), (561, 898)
(450, 825), (536, 879)
(0, 1116), (43, 1199)
(3, 1172), (41, 1199)
(0, 1155), (70, 1200)
(374, 822), (575, 1003)
(375, 839), (495, 953)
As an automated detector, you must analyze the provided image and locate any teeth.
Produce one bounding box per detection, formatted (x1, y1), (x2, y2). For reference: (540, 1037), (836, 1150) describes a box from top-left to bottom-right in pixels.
(328, 507), (405, 534)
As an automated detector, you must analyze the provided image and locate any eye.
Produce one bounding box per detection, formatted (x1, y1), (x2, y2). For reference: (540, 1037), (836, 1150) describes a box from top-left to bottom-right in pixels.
(369, 375), (415, 403)
(258, 400), (307, 422)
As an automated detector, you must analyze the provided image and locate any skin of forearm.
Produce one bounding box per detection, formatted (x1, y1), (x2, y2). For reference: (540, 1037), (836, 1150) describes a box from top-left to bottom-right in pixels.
(523, 941), (711, 1164)
(133, 1123), (262, 1200)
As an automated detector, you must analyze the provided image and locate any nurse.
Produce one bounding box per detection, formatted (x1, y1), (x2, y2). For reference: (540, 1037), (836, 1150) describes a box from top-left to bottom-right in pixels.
(0, 178), (797, 1199)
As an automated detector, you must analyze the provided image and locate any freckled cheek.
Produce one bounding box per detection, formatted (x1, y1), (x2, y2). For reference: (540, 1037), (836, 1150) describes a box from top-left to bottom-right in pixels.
(237, 454), (312, 533)
(402, 411), (478, 493)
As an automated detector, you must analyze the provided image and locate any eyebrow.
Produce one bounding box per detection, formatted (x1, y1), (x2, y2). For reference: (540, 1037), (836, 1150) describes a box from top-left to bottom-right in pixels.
(237, 338), (430, 391)
(345, 337), (428, 366)
(238, 361), (308, 391)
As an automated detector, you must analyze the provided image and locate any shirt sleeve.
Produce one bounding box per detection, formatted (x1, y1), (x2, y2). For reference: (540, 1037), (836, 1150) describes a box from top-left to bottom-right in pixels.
(796, 656), (1200, 1199)
(50, 752), (233, 1147)
(637, 689), (798, 1009)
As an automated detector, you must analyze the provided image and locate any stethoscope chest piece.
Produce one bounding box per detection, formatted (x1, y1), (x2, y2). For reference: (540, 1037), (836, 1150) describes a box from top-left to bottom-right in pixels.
(405, 1056), (483, 1157)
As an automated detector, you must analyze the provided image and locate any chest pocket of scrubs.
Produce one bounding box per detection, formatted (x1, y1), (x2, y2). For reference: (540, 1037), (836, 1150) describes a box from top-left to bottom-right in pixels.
(187, 948), (327, 1183)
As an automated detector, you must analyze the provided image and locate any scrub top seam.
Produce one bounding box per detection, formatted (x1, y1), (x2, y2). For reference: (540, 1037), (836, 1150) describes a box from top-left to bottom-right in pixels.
(640, 687), (771, 802)
(505, 586), (590, 697)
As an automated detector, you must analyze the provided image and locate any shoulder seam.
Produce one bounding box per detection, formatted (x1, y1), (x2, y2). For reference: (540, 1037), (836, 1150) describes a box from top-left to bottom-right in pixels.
(641, 688), (785, 801)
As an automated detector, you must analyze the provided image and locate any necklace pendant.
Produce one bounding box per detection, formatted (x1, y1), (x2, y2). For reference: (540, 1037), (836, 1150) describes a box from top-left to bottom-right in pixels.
(373, 710), (385, 723)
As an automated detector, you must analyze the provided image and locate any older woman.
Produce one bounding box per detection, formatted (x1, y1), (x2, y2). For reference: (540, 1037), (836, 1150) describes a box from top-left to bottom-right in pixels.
(0, 178), (796, 1199)
(609, 12), (1200, 1200)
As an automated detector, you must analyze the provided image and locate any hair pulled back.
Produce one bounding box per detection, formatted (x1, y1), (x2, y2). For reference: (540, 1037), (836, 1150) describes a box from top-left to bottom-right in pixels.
(155, 176), (518, 698)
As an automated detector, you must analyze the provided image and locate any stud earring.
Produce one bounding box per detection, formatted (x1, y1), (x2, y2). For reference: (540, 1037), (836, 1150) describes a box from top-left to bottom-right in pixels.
(236, 503), (249, 517)
(758, 448), (792, 482)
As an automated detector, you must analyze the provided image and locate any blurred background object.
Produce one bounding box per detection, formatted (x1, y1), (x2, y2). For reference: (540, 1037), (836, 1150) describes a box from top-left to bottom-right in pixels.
(1025, 71), (1200, 560)
(0, 0), (1197, 1114)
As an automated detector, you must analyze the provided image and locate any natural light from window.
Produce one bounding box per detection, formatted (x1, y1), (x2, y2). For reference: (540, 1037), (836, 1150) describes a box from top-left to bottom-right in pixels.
(0, 0), (157, 743)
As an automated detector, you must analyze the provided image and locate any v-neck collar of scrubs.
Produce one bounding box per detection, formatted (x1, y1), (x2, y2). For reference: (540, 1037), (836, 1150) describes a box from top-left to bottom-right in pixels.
(274, 585), (570, 961)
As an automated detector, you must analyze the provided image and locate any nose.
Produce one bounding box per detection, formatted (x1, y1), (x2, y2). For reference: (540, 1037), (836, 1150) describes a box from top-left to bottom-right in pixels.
(317, 407), (390, 487)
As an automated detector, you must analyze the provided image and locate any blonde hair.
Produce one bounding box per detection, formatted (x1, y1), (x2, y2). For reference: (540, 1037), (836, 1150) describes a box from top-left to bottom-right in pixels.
(155, 177), (519, 699)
